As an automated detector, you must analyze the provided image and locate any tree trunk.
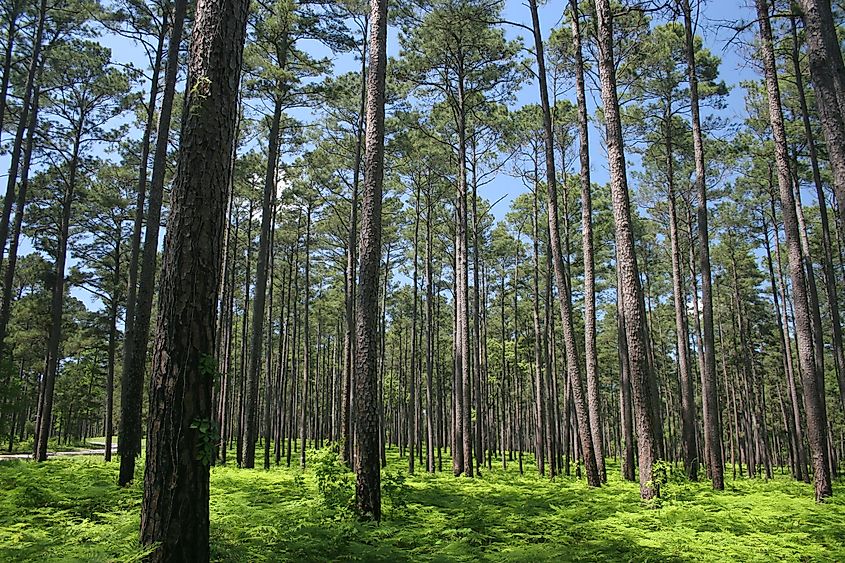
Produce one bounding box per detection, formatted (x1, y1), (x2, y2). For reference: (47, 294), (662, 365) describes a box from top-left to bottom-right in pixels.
(529, 0), (600, 487)
(0, 0), (46, 284)
(593, 0), (658, 498)
(664, 116), (698, 480)
(119, 0), (189, 487)
(789, 15), (845, 410)
(300, 203), (312, 468)
(244, 95), (283, 469)
(354, 0), (386, 519)
(755, 0), (832, 501)
(139, 0), (248, 557)
(0, 85), (39, 356)
(679, 0), (724, 490)
(121, 14), (167, 457)
(34, 128), (82, 462)
(796, 0), (845, 232)
(569, 0), (605, 483)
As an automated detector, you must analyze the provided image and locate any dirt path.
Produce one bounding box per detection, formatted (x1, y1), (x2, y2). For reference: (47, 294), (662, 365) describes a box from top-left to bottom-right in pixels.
(0, 444), (116, 461)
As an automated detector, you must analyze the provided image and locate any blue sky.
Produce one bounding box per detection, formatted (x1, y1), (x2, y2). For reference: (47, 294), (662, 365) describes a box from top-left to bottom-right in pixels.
(5, 0), (761, 314)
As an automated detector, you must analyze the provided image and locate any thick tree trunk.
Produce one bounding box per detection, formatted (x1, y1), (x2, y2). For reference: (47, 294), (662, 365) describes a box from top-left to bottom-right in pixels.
(790, 15), (845, 411)
(755, 0), (832, 501)
(796, 0), (845, 231)
(354, 0), (387, 519)
(139, 0), (248, 557)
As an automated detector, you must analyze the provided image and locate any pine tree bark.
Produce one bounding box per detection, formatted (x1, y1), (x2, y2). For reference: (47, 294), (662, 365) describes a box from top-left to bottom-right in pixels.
(789, 15), (845, 410)
(664, 116), (698, 480)
(354, 0), (387, 519)
(529, 0), (600, 486)
(755, 0), (832, 501)
(119, 0), (189, 486)
(569, 0), (605, 482)
(593, 0), (658, 497)
(796, 0), (845, 231)
(139, 0), (248, 557)
(244, 95), (283, 469)
(679, 0), (723, 490)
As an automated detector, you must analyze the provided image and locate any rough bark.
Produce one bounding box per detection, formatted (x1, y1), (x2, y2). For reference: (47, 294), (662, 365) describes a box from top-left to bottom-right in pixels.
(119, 0), (189, 486)
(755, 0), (832, 501)
(593, 0), (658, 497)
(530, 0), (600, 487)
(569, 0), (605, 482)
(354, 0), (386, 520)
(789, 15), (845, 411)
(139, 0), (248, 557)
(796, 0), (845, 232)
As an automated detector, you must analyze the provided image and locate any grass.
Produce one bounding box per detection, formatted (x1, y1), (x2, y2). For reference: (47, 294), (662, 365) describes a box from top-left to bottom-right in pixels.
(0, 447), (843, 562)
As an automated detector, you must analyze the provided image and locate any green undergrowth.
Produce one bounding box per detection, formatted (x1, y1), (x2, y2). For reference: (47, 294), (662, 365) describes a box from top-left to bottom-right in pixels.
(0, 448), (843, 562)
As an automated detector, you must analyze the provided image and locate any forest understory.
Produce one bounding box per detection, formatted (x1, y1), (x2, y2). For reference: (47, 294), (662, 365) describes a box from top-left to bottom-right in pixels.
(1, 448), (843, 562)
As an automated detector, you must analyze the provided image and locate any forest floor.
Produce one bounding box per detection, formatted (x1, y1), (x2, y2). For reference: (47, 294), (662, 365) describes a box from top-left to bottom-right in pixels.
(0, 447), (843, 562)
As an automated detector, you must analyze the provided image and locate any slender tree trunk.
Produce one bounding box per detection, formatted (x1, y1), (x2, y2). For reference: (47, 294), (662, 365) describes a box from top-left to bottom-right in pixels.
(244, 95), (284, 469)
(755, 0), (832, 501)
(618, 269), (636, 482)
(0, 1), (22, 142)
(530, 180), (546, 476)
(0, 0), (46, 284)
(664, 116), (699, 480)
(120, 0), (189, 487)
(0, 85), (39, 354)
(354, 0), (387, 519)
(529, 0), (600, 486)
(121, 15), (167, 453)
(409, 185), (421, 474)
(569, 0), (605, 483)
(300, 203), (312, 468)
(593, 0), (658, 497)
(679, 0), (724, 490)
(34, 129), (82, 462)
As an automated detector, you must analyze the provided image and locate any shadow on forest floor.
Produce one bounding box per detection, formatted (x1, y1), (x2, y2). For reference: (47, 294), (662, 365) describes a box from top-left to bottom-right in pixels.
(0, 447), (843, 561)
